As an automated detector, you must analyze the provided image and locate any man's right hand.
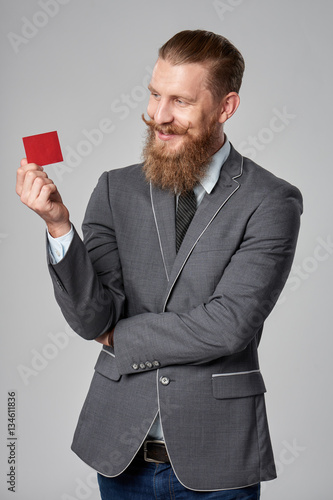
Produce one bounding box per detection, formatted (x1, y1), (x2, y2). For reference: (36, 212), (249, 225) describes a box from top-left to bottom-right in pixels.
(16, 158), (71, 238)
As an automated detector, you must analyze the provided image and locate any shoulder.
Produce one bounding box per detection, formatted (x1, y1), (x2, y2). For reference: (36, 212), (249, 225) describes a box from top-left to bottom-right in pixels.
(107, 163), (145, 183)
(96, 163), (147, 194)
(230, 144), (302, 202)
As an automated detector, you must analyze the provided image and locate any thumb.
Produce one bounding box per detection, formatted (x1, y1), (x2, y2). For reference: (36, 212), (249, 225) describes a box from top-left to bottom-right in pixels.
(20, 158), (28, 167)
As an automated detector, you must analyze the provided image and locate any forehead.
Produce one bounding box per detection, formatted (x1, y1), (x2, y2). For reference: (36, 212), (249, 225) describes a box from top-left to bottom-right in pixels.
(150, 58), (212, 100)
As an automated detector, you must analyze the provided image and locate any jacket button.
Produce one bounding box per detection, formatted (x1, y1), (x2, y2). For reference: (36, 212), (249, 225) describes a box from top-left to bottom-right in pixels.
(160, 376), (170, 386)
(139, 363), (146, 370)
(153, 361), (160, 367)
(145, 361), (153, 368)
(132, 363), (139, 370)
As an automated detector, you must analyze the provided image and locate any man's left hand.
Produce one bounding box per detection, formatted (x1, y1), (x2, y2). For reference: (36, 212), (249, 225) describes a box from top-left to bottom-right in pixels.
(95, 328), (114, 347)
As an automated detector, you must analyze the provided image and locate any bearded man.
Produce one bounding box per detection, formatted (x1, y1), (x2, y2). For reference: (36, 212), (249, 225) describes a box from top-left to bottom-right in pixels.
(16, 30), (302, 499)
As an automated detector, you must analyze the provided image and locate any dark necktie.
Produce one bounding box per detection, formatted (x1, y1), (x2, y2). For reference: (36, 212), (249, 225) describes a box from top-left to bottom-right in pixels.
(176, 190), (197, 252)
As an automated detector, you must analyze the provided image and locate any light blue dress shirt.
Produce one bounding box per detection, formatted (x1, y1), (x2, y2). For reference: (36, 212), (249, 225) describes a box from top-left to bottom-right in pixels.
(47, 138), (231, 439)
(48, 225), (75, 264)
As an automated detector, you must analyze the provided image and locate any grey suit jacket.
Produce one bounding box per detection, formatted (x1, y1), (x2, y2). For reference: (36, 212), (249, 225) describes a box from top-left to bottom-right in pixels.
(48, 144), (302, 491)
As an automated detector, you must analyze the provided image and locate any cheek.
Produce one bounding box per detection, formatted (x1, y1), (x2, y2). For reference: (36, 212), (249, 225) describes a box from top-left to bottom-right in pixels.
(172, 111), (193, 132)
(180, 109), (203, 130)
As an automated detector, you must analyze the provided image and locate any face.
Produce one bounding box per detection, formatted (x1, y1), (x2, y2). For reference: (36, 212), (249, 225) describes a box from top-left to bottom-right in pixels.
(146, 58), (224, 155)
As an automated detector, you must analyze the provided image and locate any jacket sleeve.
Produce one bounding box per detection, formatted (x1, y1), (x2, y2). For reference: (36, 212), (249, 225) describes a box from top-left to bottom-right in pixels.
(113, 183), (303, 375)
(47, 171), (125, 339)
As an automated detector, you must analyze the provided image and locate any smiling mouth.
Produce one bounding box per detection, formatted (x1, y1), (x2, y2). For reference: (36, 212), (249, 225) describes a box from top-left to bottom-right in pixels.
(157, 130), (182, 141)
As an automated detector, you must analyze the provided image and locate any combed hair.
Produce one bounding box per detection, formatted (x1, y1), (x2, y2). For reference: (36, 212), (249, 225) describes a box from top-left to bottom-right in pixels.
(159, 30), (245, 100)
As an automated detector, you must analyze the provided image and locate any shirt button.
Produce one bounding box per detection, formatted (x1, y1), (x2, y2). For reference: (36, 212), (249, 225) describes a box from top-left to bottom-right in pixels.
(145, 361), (153, 369)
(139, 363), (146, 370)
(160, 376), (170, 386)
(132, 363), (139, 370)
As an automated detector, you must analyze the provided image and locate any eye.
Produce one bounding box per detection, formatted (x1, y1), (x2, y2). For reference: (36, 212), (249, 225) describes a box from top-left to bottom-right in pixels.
(175, 98), (187, 106)
(151, 92), (160, 100)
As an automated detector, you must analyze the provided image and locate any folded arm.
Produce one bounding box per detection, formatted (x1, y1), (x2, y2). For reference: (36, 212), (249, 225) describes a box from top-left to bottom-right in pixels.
(113, 184), (303, 375)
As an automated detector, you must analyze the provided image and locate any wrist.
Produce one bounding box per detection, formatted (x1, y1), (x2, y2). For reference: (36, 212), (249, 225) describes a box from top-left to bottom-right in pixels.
(47, 220), (71, 238)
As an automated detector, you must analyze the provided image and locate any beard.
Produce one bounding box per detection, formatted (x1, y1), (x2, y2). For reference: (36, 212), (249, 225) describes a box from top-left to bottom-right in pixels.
(141, 114), (222, 194)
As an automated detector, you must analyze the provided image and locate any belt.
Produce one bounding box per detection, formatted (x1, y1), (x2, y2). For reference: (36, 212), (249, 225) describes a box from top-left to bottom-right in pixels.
(141, 440), (170, 464)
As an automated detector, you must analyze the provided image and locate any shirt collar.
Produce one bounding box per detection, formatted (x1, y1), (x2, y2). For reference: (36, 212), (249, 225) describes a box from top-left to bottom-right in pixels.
(197, 137), (231, 194)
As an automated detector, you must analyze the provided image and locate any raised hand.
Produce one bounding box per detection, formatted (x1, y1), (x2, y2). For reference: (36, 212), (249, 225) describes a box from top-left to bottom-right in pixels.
(16, 158), (71, 237)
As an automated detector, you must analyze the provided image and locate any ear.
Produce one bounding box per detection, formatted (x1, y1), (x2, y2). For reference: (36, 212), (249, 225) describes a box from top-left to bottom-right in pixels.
(217, 92), (240, 124)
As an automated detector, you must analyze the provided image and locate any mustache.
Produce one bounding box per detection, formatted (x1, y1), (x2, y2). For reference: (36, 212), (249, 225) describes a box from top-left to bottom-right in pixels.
(141, 114), (189, 136)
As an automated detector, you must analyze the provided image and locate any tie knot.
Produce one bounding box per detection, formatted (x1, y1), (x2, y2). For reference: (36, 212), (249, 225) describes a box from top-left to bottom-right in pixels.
(179, 189), (196, 204)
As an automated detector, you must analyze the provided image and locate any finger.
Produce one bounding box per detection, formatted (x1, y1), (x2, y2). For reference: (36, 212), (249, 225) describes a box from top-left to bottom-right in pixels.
(27, 177), (54, 207)
(19, 170), (49, 202)
(36, 182), (58, 210)
(19, 160), (43, 172)
(16, 161), (44, 196)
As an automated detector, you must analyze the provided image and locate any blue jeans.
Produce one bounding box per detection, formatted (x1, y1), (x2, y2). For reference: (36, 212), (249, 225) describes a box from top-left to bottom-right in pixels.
(97, 455), (260, 499)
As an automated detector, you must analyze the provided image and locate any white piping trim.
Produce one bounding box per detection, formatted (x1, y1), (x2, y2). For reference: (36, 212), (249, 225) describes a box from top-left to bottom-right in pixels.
(232, 155), (244, 180)
(150, 183), (170, 282)
(212, 369), (260, 378)
(102, 347), (115, 358)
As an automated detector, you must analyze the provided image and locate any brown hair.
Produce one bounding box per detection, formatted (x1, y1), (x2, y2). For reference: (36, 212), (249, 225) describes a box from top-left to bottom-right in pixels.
(158, 30), (245, 101)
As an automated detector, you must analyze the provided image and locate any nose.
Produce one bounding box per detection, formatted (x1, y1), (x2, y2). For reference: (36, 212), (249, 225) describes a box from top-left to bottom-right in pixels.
(152, 99), (174, 125)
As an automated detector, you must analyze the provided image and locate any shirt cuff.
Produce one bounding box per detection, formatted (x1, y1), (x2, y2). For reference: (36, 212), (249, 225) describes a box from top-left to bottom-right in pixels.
(47, 224), (74, 264)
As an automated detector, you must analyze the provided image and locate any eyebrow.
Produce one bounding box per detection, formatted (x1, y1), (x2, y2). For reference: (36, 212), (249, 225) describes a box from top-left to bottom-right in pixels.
(148, 84), (197, 103)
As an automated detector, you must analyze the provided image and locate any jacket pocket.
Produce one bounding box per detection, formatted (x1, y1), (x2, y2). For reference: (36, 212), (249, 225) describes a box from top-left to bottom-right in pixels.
(94, 348), (121, 381)
(212, 370), (266, 399)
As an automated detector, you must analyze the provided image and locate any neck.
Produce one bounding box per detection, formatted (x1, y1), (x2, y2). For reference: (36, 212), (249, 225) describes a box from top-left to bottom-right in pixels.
(208, 131), (225, 158)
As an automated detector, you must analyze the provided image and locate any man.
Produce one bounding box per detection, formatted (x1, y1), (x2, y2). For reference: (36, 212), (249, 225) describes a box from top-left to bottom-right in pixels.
(16, 30), (302, 499)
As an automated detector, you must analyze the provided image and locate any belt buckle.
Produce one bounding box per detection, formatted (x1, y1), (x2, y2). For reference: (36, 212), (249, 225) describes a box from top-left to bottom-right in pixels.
(143, 440), (166, 464)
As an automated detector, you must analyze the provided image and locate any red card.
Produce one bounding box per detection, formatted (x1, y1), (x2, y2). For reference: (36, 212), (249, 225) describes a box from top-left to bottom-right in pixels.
(22, 131), (63, 166)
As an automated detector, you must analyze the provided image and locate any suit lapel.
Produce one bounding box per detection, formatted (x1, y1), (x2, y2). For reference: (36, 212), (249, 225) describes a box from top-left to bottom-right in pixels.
(150, 183), (177, 282)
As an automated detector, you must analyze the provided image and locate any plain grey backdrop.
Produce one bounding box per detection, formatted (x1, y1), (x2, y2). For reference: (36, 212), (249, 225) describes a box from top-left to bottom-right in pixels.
(1, 0), (332, 498)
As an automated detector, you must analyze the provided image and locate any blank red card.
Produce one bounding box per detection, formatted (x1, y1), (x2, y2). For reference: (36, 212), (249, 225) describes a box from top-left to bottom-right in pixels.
(22, 131), (63, 166)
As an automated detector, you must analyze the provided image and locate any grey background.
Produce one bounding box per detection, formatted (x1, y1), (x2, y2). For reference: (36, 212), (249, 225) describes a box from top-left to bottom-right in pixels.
(1, 0), (332, 498)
